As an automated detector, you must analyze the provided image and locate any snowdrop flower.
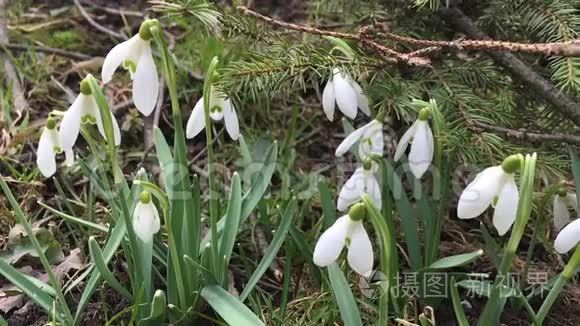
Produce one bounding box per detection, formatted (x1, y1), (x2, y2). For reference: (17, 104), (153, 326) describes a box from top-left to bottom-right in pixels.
(457, 155), (522, 236)
(60, 79), (121, 151)
(133, 191), (161, 243)
(554, 218), (580, 253)
(102, 19), (159, 116)
(36, 118), (74, 178)
(337, 160), (381, 211)
(322, 68), (370, 121)
(313, 203), (374, 276)
(186, 87), (239, 141)
(335, 118), (383, 158)
(394, 108), (434, 179)
(553, 190), (578, 231)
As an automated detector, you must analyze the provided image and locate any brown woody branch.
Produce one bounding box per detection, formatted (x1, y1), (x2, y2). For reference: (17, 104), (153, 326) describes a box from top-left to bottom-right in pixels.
(375, 29), (580, 57)
(468, 120), (580, 145)
(237, 6), (431, 67)
(439, 8), (580, 128)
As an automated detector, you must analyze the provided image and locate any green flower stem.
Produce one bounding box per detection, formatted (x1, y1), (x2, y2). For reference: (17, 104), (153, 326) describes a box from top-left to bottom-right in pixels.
(85, 75), (122, 184)
(150, 25), (188, 309)
(479, 154), (536, 325)
(0, 176), (74, 324)
(202, 57), (221, 277)
(535, 246), (580, 324)
(522, 184), (561, 289)
(362, 195), (392, 324)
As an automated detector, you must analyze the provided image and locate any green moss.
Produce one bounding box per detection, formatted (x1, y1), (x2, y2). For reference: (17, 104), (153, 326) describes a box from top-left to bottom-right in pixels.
(51, 30), (84, 50)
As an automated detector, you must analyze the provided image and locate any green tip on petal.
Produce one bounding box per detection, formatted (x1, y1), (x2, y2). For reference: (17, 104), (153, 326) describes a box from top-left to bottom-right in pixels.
(348, 202), (366, 221)
(418, 107), (431, 121)
(80, 79), (92, 95)
(140, 191), (151, 204)
(139, 19), (160, 41)
(501, 154), (523, 174)
(46, 117), (57, 130)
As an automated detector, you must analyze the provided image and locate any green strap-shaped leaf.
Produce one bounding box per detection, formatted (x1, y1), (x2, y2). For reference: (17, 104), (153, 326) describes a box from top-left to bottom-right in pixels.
(425, 250), (483, 270)
(240, 198), (296, 301)
(201, 285), (265, 326)
(327, 263), (363, 326)
(88, 237), (133, 300)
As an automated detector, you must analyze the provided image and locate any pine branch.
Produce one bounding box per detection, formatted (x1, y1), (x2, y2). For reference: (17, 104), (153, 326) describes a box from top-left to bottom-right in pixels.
(236, 6), (432, 67)
(373, 27), (580, 57)
(439, 7), (580, 127)
(459, 106), (580, 144)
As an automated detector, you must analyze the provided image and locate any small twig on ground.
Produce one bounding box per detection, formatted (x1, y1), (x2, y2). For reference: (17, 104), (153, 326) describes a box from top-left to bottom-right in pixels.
(74, 0), (127, 40)
(0, 0), (27, 120)
(79, 0), (144, 17)
(2, 43), (91, 60)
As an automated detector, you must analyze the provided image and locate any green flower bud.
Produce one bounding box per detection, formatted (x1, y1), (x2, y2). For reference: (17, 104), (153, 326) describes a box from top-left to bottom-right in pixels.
(363, 158), (373, 171)
(348, 202), (366, 221)
(139, 19), (160, 41)
(80, 79), (92, 95)
(418, 107), (431, 121)
(46, 117), (56, 130)
(557, 184), (568, 197)
(140, 190), (152, 204)
(501, 154), (523, 174)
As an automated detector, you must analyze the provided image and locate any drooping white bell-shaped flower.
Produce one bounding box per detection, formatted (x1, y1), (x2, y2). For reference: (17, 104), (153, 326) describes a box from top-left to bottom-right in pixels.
(133, 191), (161, 243)
(554, 218), (580, 253)
(457, 155), (522, 236)
(102, 20), (159, 116)
(335, 119), (383, 158)
(186, 87), (239, 141)
(322, 68), (370, 121)
(394, 108), (434, 179)
(59, 80), (121, 151)
(553, 191), (578, 231)
(313, 203), (374, 276)
(36, 118), (74, 178)
(337, 160), (381, 212)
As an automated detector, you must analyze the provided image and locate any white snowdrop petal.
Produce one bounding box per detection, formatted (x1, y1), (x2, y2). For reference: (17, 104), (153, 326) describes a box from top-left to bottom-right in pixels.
(358, 121), (383, 158)
(567, 193), (578, 211)
(337, 168), (366, 211)
(554, 218), (580, 253)
(457, 166), (505, 219)
(350, 80), (370, 116)
(492, 176), (519, 236)
(335, 121), (371, 157)
(322, 79), (336, 121)
(59, 95), (85, 151)
(186, 97), (206, 139)
(64, 149), (74, 167)
(347, 221), (374, 276)
(133, 46), (158, 116)
(36, 128), (58, 178)
(313, 215), (350, 267)
(95, 106), (121, 146)
(366, 173), (382, 210)
(394, 121), (418, 162)
(133, 202), (158, 243)
(408, 121), (434, 179)
(553, 196), (571, 232)
(224, 100), (240, 141)
(332, 73), (358, 119)
(101, 37), (136, 83)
